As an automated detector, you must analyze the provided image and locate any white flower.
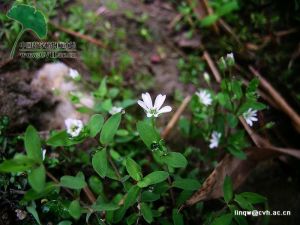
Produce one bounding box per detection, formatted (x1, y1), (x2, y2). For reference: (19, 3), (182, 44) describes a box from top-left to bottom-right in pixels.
(65, 118), (84, 137)
(209, 131), (222, 149)
(68, 68), (80, 80)
(196, 90), (212, 106)
(109, 106), (123, 115)
(203, 72), (210, 83)
(226, 52), (234, 61)
(15, 209), (27, 220)
(226, 52), (235, 66)
(137, 92), (172, 117)
(42, 149), (46, 160)
(243, 108), (258, 127)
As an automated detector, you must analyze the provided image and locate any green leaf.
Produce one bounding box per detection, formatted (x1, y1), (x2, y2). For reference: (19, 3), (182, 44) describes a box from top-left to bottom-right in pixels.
(137, 120), (160, 149)
(27, 206), (41, 225)
(100, 113), (122, 145)
(232, 80), (243, 100)
(226, 113), (238, 128)
(237, 100), (266, 115)
(141, 191), (160, 202)
(58, 221), (72, 225)
(124, 185), (141, 209)
(239, 192), (267, 204)
(125, 157), (143, 181)
(7, 4), (47, 38)
(234, 194), (254, 210)
(88, 176), (103, 195)
(247, 78), (259, 93)
(211, 213), (232, 225)
(92, 149), (108, 178)
(126, 213), (138, 225)
(69, 200), (81, 220)
(217, 93), (233, 111)
(28, 165), (46, 193)
(227, 146), (247, 159)
(172, 209), (184, 225)
(0, 155), (36, 173)
(216, 1), (239, 16)
(137, 171), (169, 188)
(47, 131), (83, 147)
(25, 125), (42, 161)
(223, 176), (233, 203)
(60, 175), (87, 189)
(162, 152), (187, 168)
(173, 178), (201, 191)
(97, 77), (107, 98)
(23, 182), (59, 201)
(200, 14), (219, 27)
(92, 202), (119, 211)
(87, 114), (104, 137)
(43, 200), (70, 218)
(141, 203), (153, 224)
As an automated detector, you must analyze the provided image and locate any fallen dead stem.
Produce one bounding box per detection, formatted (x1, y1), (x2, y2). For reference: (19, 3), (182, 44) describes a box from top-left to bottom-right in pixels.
(249, 66), (300, 133)
(50, 22), (106, 48)
(162, 95), (192, 139)
(202, 50), (222, 83)
(218, 19), (241, 45)
(183, 144), (300, 208)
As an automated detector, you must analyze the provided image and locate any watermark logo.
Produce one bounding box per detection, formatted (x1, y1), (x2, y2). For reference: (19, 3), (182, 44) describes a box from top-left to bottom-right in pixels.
(234, 210), (291, 217)
(6, 3), (78, 59)
(18, 41), (78, 59)
(7, 4), (47, 58)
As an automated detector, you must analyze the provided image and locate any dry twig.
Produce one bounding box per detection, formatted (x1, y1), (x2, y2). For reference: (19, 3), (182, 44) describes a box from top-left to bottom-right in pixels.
(50, 22), (106, 48)
(162, 95), (192, 139)
(202, 50), (222, 83)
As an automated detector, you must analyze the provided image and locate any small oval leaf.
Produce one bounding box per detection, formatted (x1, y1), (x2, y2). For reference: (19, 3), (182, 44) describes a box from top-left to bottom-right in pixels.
(100, 113), (122, 145)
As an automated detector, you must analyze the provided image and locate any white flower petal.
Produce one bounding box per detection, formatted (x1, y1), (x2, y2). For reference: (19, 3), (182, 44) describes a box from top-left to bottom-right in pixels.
(109, 106), (123, 115)
(243, 108), (258, 127)
(157, 106), (172, 115)
(247, 120), (253, 127)
(209, 131), (221, 149)
(154, 94), (166, 110)
(196, 90), (212, 106)
(42, 149), (46, 160)
(142, 92), (153, 109)
(137, 100), (149, 111)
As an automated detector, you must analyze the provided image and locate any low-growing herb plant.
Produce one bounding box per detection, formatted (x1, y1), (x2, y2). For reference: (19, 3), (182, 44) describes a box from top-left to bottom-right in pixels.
(0, 54), (268, 225)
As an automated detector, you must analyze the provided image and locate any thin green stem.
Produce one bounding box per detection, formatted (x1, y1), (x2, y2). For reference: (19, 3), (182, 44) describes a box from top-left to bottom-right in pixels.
(10, 29), (25, 59)
(165, 165), (175, 206)
(107, 148), (121, 180)
(151, 117), (156, 128)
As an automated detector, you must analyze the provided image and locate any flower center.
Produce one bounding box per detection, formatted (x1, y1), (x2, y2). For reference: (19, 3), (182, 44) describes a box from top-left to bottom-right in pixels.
(149, 109), (158, 115)
(70, 125), (79, 132)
